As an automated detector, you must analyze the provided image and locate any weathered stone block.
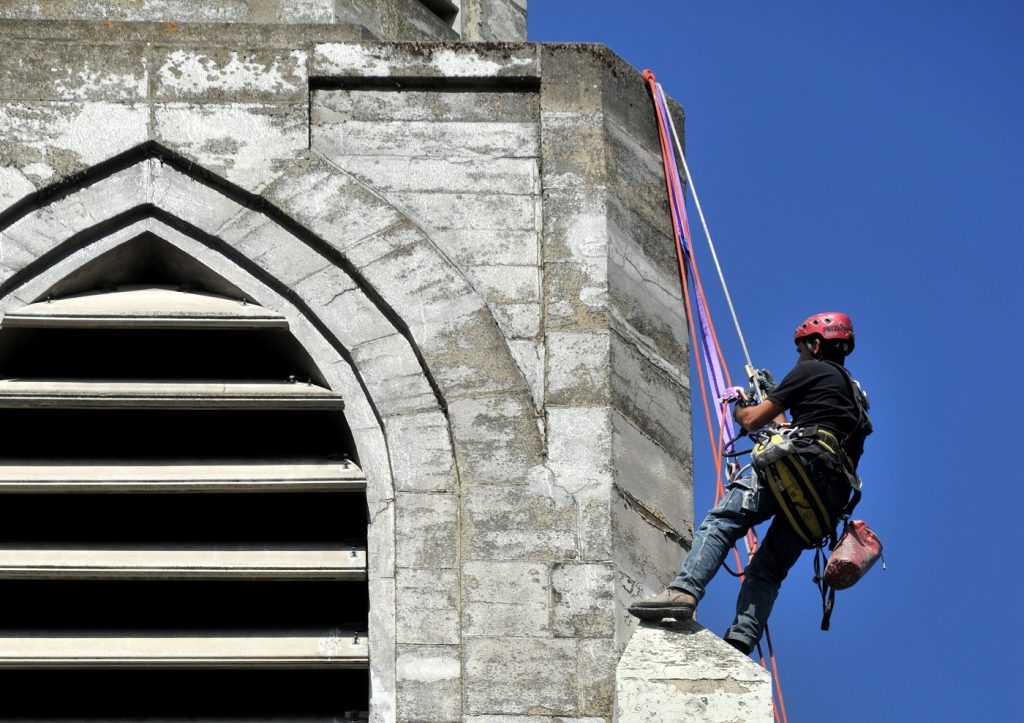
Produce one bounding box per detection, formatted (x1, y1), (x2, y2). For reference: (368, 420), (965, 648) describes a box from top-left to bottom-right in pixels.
(153, 46), (308, 102)
(314, 89), (538, 124)
(578, 637), (618, 716)
(433, 229), (539, 267)
(546, 332), (611, 406)
(611, 408), (692, 539)
(155, 102), (308, 191)
(461, 0), (527, 43)
(599, 47), (680, 153)
(0, 102), (147, 186)
(465, 638), (578, 715)
(261, 158), (405, 250)
(314, 42), (539, 80)
(294, 265), (399, 350)
(150, 164), (248, 236)
(607, 195), (688, 374)
(352, 334), (439, 417)
(616, 621), (773, 722)
(0, 39), (147, 101)
(464, 560), (551, 637)
(340, 155), (539, 195)
(539, 45), (605, 114)
(330, 0), (457, 42)
(421, 307), (530, 401)
(383, 410), (457, 492)
(396, 644), (462, 722)
(546, 406), (612, 492)
(463, 481), (576, 561)
(506, 339), (544, 409)
(396, 568), (460, 645)
(492, 302), (542, 339)
(466, 719), (605, 723)
(0, 181), (121, 261)
(0, 165), (34, 212)
(369, 575), (397, 723)
(552, 563), (615, 638)
(366, 495), (395, 579)
(390, 191), (539, 232)
(396, 492), (458, 569)
(543, 260), (609, 332)
(463, 265), (540, 307)
(540, 113), (605, 190)
(314, 119), (539, 159)
(612, 487), (690, 644)
(448, 394), (544, 484)
(602, 119), (670, 231)
(574, 482), (613, 563)
(610, 334), (691, 465)
(540, 186), (607, 263)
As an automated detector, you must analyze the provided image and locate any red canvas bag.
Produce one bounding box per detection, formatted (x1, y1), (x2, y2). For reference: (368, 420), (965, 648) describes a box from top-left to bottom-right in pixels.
(824, 519), (883, 590)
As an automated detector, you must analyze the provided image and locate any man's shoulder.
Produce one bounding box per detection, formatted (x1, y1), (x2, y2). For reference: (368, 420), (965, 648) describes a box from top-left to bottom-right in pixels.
(801, 359), (848, 377)
(784, 359), (833, 380)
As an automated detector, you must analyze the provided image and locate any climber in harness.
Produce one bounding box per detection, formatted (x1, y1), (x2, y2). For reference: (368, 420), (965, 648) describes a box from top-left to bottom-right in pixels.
(628, 312), (872, 654)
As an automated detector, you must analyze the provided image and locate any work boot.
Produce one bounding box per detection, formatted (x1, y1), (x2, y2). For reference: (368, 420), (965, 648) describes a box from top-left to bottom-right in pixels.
(627, 587), (697, 622)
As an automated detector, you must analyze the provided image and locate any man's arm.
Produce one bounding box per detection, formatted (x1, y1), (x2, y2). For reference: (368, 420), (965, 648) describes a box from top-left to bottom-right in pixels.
(734, 398), (787, 431)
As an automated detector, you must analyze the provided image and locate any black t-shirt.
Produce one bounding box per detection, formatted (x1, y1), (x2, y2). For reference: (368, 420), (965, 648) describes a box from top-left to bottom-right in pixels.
(767, 359), (870, 464)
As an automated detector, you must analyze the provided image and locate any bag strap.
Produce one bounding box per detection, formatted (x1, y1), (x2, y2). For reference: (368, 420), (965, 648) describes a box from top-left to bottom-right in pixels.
(813, 519), (844, 631)
(823, 361), (873, 445)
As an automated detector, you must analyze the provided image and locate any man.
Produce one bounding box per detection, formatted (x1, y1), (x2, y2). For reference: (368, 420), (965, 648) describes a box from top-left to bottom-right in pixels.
(627, 312), (871, 654)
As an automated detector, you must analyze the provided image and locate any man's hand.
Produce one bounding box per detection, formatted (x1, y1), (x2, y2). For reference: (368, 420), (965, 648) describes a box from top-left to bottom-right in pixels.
(733, 398), (787, 431)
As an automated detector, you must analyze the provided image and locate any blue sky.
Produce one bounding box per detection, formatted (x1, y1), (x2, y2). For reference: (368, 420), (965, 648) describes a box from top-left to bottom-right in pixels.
(531, 3), (1022, 721)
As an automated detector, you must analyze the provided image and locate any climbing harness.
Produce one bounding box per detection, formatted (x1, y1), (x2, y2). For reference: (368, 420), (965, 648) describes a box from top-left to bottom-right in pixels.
(751, 426), (844, 548)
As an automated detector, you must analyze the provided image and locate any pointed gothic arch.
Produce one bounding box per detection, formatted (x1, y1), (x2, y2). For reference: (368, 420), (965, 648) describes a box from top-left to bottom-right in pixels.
(0, 145), (543, 720)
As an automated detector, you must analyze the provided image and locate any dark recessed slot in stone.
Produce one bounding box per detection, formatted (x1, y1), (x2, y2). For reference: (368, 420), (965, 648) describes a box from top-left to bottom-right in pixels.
(0, 409), (356, 461)
(0, 669), (369, 717)
(0, 328), (327, 385)
(0, 492), (367, 544)
(0, 580), (368, 630)
(418, 0), (459, 25)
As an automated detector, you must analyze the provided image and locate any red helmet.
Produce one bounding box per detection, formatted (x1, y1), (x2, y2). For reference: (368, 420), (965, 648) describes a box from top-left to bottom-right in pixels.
(794, 312), (855, 353)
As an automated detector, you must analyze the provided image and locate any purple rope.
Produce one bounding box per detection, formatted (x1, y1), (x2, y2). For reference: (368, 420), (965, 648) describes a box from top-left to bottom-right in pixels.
(653, 87), (737, 453)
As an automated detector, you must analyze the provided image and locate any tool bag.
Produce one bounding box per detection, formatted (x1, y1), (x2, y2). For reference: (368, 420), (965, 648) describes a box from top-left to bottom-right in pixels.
(824, 519), (883, 590)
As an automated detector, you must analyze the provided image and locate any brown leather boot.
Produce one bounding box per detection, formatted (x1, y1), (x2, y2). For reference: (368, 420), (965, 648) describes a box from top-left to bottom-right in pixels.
(627, 587), (697, 621)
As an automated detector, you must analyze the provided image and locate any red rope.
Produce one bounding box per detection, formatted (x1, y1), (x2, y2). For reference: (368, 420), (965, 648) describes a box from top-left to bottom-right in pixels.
(643, 69), (789, 723)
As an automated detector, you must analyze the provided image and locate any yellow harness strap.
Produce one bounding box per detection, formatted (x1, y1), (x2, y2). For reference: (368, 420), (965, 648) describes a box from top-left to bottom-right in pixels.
(753, 429), (838, 547)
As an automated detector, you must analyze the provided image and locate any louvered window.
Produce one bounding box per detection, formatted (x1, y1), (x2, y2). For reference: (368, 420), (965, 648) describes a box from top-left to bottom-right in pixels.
(0, 284), (369, 720)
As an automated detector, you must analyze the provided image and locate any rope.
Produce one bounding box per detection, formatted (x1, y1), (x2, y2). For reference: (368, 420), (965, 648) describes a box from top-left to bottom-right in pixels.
(659, 83), (756, 374)
(643, 69), (790, 723)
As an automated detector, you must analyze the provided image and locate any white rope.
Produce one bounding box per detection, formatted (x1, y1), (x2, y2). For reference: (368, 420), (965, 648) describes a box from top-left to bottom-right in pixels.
(657, 82), (755, 374)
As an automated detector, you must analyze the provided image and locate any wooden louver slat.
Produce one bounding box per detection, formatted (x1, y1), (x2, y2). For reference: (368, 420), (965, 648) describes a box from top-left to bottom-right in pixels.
(0, 631), (369, 668)
(0, 545), (368, 580)
(0, 460), (365, 493)
(1, 287), (289, 330)
(0, 379), (345, 410)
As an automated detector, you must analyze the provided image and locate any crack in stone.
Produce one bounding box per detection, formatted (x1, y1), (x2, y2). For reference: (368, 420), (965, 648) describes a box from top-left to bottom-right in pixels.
(614, 484), (686, 545)
(369, 498), (394, 526)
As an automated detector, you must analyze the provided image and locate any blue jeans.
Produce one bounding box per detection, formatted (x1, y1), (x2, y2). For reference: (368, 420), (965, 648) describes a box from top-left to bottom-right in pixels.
(671, 449), (851, 651)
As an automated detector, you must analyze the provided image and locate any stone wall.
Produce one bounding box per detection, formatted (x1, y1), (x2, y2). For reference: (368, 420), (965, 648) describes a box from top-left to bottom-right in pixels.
(0, 0), (527, 41)
(0, 11), (744, 721)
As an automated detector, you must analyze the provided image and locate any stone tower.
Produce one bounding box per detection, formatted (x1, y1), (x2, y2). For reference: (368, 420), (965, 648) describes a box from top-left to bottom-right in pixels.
(0, 1), (771, 720)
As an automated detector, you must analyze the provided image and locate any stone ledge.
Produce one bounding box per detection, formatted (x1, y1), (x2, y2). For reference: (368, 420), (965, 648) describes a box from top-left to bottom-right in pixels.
(616, 620), (773, 723)
(313, 41), (539, 80)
